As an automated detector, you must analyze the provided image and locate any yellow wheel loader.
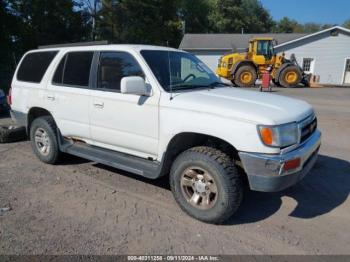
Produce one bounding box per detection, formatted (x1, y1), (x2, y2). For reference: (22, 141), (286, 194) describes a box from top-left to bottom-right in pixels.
(216, 37), (310, 88)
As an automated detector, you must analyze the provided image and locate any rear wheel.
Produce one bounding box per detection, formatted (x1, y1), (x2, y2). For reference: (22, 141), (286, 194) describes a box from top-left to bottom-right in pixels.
(234, 65), (257, 87)
(279, 65), (302, 88)
(30, 116), (61, 164)
(170, 146), (243, 224)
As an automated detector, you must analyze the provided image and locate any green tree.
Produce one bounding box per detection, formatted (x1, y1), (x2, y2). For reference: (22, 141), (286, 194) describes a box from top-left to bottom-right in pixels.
(97, 0), (182, 47)
(0, 1), (21, 91)
(96, 0), (123, 41)
(302, 23), (322, 33)
(10, 0), (90, 48)
(179, 0), (213, 33)
(209, 0), (275, 33)
(0, 0), (91, 92)
(77, 0), (102, 40)
(274, 17), (303, 33)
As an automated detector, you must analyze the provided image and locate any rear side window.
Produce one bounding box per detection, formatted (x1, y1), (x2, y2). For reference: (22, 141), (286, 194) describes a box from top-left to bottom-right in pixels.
(53, 52), (93, 87)
(17, 51), (58, 83)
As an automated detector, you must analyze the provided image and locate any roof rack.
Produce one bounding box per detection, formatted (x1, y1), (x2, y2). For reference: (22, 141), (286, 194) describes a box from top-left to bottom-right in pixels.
(38, 40), (110, 49)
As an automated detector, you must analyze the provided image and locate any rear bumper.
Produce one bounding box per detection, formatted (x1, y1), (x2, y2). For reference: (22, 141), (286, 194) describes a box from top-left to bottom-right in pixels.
(239, 130), (321, 192)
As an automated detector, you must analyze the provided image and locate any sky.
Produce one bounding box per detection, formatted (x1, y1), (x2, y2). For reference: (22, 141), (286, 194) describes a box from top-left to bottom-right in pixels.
(260, 0), (350, 25)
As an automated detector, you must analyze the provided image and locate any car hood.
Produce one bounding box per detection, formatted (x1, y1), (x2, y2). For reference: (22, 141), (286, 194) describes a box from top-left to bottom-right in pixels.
(168, 87), (314, 125)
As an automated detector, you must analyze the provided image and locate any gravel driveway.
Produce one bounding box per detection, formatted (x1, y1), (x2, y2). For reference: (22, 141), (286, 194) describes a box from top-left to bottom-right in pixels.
(0, 88), (349, 255)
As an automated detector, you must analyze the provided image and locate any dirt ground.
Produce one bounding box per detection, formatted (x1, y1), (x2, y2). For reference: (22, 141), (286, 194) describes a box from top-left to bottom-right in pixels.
(0, 87), (349, 255)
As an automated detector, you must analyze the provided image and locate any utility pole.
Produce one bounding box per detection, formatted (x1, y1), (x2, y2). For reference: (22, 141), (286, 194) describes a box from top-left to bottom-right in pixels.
(82, 0), (101, 41)
(182, 21), (186, 35)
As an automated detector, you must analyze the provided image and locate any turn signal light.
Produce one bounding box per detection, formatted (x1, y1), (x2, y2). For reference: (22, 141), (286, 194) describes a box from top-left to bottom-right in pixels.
(283, 158), (301, 171)
(260, 127), (273, 145)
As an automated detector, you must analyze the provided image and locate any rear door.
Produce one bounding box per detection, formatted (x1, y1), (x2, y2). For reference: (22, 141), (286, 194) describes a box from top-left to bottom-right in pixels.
(89, 51), (159, 159)
(46, 51), (94, 141)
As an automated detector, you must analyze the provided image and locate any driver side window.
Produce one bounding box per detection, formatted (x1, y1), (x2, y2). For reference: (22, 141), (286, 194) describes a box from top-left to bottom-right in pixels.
(97, 51), (144, 92)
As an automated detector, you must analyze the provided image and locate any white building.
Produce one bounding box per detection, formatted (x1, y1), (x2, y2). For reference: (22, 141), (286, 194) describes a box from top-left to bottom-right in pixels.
(179, 26), (350, 86)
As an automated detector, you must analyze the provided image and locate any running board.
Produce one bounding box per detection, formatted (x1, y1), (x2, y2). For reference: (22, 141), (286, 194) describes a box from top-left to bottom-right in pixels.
(59, 138), (161, 179)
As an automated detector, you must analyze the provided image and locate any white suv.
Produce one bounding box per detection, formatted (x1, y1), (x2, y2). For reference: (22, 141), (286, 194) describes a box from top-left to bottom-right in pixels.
(9, 43), (321, 223)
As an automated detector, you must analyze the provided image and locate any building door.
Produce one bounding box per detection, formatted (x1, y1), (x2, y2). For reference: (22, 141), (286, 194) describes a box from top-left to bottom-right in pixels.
(343, 59), (350, 85)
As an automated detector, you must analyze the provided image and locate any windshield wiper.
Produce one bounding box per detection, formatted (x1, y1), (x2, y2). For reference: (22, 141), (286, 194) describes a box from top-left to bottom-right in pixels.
(169, 81), (230, 91)
(170, 84), (210, 91)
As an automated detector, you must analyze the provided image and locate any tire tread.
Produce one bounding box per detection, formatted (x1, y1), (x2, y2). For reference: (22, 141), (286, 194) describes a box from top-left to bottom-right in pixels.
(170, 146), (243, 224)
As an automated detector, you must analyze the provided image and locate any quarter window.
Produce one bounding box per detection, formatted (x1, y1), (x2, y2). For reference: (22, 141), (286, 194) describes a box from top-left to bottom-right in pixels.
(97, 52), (144, 91)
(52, 52), (93, 87)
(17, 51), (58, 83)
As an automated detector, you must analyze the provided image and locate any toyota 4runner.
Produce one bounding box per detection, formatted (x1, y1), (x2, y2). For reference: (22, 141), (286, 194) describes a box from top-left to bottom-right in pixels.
(9, 43), (321, 223)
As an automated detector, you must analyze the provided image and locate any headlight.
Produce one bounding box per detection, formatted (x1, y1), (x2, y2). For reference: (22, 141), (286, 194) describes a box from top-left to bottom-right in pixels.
(258, 123), (298, 147)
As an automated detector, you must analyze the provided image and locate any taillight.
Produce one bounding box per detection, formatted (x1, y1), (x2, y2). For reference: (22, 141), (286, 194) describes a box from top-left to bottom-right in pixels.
(7, 87), (12, 106)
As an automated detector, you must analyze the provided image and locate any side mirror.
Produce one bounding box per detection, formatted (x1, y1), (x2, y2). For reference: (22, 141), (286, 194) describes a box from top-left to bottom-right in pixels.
(121, 76), (150, 96)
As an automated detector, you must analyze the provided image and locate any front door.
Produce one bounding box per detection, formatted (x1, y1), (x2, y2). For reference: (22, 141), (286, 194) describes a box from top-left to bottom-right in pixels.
(343, 59), (350, 85)
(89, 51), (159, 159)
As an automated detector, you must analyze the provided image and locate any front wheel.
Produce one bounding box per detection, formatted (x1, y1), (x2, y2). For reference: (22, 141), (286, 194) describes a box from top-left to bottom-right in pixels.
(279, 65), (302, 88)
(170, 146), (243, 224)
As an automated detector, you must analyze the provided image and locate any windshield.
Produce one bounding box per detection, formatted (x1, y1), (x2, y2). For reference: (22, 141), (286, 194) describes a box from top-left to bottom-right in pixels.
(141, 50), (222, 92)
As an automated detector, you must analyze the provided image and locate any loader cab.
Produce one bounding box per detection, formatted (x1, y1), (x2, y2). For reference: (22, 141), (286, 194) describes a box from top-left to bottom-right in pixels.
(250, 38), (276, 64)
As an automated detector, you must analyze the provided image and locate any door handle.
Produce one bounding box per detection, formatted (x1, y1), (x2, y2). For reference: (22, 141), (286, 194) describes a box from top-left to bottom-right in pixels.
(93, 102), (104, 108)
(47, 95), (55, 101)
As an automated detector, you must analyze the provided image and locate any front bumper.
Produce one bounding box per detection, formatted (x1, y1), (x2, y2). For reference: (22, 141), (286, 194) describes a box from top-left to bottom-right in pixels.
(238, 130), (321, 192)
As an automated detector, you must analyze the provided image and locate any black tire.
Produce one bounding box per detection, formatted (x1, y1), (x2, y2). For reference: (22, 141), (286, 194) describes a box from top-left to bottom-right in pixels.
(170, 146), (243, 224)
(279, 65), (302, 88)
(0, 125), (27, 143)
(29, 116), (61, 164)
(234, 65), (257, 87)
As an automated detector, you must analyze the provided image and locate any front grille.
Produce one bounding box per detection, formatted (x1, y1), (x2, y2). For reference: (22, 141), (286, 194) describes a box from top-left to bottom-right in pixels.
(300, 117), (317, 143)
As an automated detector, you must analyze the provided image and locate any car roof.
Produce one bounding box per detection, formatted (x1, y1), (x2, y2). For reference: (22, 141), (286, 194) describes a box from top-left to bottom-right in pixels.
(30, 44), (182, 54)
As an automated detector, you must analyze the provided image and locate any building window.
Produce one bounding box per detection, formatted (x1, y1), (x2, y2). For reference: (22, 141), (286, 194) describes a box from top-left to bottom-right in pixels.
(302, 58), (313, 72)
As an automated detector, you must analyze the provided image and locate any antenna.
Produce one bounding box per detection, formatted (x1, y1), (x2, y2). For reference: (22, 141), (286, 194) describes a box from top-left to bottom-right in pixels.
(166, 41), (173, 100)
